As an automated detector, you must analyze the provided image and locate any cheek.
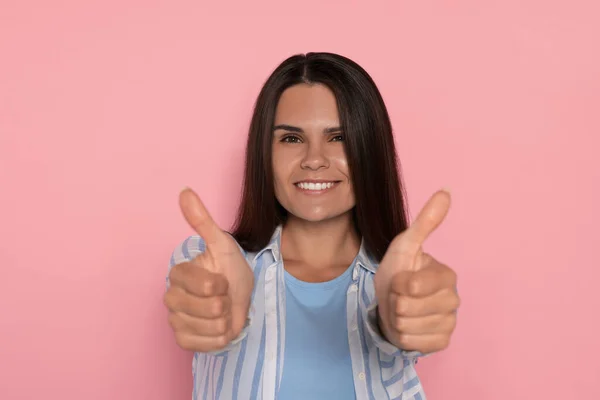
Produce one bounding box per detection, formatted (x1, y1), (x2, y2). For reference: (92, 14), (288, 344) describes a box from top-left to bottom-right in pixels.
(330, 151), (355, 202)
(272, 148), (294, 195)
(271, 146), (284, 179)
(272, 169), (284, 200)
(329, 148), (350, 175)
(273, 173), (287, 200)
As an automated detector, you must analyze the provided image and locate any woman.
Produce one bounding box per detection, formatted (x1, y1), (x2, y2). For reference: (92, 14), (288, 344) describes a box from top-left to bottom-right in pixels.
(164, 52), (460, 400)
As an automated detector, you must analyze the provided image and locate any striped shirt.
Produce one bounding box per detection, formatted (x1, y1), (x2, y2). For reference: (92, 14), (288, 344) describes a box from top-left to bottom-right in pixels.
(167, 225), (426, 400)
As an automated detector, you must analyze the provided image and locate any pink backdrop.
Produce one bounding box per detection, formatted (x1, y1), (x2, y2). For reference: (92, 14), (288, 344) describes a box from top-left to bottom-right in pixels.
(1, 1), (599, 399)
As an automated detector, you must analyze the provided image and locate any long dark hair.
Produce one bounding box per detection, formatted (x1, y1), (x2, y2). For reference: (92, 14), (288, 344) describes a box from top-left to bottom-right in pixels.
(230, 52), (409, 262)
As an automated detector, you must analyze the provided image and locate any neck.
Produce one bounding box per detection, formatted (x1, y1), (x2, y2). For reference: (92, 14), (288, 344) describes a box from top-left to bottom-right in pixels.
(281, 212), (361, 269)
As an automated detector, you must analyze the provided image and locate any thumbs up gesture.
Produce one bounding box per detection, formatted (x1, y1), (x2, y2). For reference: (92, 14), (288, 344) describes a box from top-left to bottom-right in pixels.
(373, 190), (460, 354)
(164, 188), (254, 352)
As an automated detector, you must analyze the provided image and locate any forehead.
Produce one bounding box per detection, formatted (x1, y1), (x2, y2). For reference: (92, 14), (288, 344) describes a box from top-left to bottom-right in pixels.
(274, 83), (340, 124)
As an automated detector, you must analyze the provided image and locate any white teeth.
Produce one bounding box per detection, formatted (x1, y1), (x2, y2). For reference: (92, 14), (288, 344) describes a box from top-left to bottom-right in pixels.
(297, 182), (335, 191)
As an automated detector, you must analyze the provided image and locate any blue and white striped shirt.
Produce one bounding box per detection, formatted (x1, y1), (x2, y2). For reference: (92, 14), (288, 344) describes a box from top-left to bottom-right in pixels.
(167, 225), (426, 400)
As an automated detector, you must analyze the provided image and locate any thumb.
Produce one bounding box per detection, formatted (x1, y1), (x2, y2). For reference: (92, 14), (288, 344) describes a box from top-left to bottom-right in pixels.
(404, 189), (451, 247)
(179, 187), (222, 247)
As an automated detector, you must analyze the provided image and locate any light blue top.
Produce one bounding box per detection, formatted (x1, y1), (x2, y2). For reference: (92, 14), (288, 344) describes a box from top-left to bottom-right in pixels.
(277, 264), (357, 399)
(167, 225), (425, 400)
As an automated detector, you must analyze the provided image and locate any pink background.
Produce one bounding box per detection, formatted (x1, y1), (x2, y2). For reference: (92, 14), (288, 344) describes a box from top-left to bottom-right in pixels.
(1, 1), (599, 399)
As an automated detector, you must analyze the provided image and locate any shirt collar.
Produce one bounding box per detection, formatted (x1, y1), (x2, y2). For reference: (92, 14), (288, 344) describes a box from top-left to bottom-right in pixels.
(252, 225), (283, 264)
(254, 225), (378, 274)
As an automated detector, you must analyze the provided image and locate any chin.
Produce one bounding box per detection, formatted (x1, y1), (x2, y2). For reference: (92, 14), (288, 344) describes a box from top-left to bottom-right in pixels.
(288, 207), (352, 224)
(296, 214), (332, 223)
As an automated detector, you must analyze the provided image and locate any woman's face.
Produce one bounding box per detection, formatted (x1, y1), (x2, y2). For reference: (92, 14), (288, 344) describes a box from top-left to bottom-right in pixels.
(272, 83), (355, 223)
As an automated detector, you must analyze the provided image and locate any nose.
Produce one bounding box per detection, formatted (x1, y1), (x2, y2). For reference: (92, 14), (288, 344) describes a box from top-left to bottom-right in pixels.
(300, 141), (329, 171)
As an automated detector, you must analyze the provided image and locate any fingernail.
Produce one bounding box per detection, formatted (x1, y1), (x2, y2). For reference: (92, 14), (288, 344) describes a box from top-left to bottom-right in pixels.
(441, 187), (451, 194)
(181, 186), (190, 193)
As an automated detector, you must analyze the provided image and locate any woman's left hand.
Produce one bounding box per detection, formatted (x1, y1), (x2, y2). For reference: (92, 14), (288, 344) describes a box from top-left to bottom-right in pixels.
(373, 190), (460, 354)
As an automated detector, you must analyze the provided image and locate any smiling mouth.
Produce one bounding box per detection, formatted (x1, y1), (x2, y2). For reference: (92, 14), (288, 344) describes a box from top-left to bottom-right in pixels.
(294, 181), (341, 192)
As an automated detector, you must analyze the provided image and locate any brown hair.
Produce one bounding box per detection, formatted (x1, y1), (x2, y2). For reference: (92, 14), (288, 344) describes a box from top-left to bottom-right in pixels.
(230, 52), (409, 262)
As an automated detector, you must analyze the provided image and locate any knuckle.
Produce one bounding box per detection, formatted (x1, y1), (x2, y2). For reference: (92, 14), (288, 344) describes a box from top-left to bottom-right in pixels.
(169, 312), (187, 332)
(187, 317), (203, 335)
(165, 293), (180, 311)
(397, 334), (412, 349)
(169, 262), (182, 275)
(215, 317), (229, 335)
(210, 297), (225, 317)
(395, 316), (408, 332)
(174, 332), (192, 350)
(163, 291), (174, 309)
(393, 297), (401, 314)
(167, 267), (180, 285)
(396, 297), (411, 316)
(408, 277), (422, 296)
(172, 261), (190, 276)
(170, 262), (195, 288)
(215, 334), (230, 349)
(443, 291), (460, 313)
(201, 278), (216, 295)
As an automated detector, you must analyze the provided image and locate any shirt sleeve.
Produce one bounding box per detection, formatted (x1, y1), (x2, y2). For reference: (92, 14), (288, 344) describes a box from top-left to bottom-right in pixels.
(166, 234), (254, 356)
(364, 302), (426, 361)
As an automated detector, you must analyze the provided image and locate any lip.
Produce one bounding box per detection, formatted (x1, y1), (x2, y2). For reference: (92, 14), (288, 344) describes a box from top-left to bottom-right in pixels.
(293, 179), (342, 184)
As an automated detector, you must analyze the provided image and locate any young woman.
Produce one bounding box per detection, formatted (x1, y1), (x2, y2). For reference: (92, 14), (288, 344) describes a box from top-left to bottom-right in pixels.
(164, 52), (460, 400)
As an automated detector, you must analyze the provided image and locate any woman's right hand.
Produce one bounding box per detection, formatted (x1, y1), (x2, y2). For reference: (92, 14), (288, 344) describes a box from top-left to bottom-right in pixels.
(164, 188), (254, 353)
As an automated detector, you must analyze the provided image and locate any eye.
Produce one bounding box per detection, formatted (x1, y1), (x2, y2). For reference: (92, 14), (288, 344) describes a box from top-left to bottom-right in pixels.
(281, 135), (302, 143)
(330, 134), (344, 142)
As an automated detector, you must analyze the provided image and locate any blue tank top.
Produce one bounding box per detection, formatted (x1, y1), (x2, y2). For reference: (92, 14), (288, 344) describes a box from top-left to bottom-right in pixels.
(278, 264), (357, 399)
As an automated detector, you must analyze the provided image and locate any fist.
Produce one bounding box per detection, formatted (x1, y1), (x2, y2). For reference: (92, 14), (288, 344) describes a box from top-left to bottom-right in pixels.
(374, 190), (460, 354)
(164, 187), (254, 353)
(165, 261), (233, 351)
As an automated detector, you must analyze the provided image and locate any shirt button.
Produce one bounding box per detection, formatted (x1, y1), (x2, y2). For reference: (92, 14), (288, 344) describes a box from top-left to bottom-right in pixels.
(358, 372), (366, 380)
(351, 324), (358, 331)
(349, 284), (358, 293)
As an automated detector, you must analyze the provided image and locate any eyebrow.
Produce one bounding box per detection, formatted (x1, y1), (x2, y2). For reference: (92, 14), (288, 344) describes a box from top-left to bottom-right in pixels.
(272, 124), (342, 134)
